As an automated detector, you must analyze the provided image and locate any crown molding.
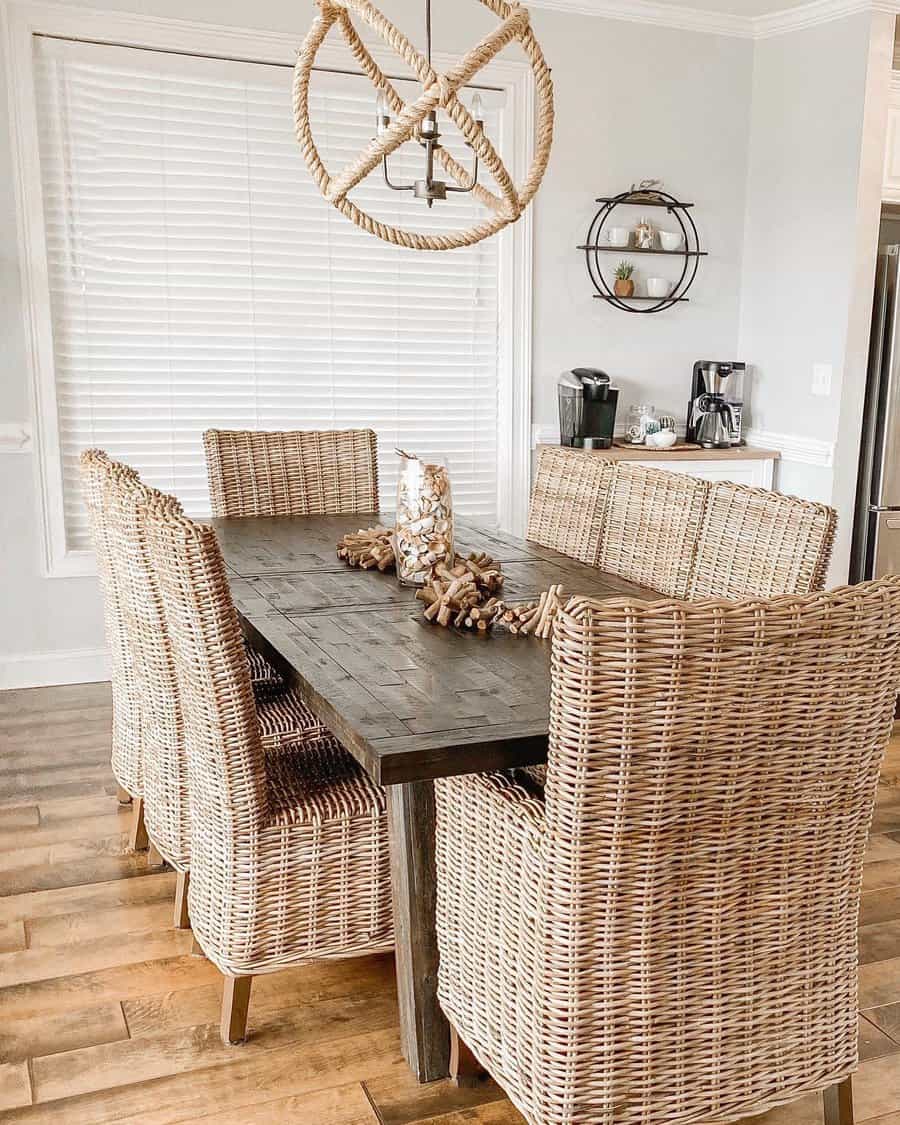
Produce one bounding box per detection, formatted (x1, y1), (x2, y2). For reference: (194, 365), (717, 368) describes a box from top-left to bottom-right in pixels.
(4, 0), (898, 49)
(753, 0), (897, 37)
(528, 0), (900, 38)
(528, 0), (753, 37)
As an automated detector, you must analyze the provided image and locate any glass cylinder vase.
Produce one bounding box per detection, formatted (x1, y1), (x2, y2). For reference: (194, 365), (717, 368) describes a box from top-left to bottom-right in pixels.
(394, 452), (454, 587)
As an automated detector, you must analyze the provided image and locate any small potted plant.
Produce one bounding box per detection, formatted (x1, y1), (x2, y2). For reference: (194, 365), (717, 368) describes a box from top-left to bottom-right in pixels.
(614, 261), (635, 298)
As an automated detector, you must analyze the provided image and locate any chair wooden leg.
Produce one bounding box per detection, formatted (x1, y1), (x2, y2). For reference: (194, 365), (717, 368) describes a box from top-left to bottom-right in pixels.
(824, 1077), (854, 1125)
(129, 798), (148, 852)
(190, 935), (205, 958)
(147, 842), (165, 867)
(221, 976), (253, 1045)
(116, 785), (132, 805)
(449, 1024), (486, 1088)
(173, 871), (190, 929)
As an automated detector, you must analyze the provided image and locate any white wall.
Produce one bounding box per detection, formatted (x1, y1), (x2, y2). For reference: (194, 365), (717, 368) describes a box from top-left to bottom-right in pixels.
(0, 0), (755, 685)
(737, 9), (893, 581)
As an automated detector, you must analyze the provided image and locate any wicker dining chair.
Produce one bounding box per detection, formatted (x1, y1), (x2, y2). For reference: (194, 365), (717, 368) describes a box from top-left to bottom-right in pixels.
(103, 470), (332, 930)
(688, 480), (837, 599)
(526, 446), (614, 565)
(595, 461), (709, 597)
(203, 428), (379, 519)
(146, 502), (393, 1043)
(79, 450), (148, 849)
(434, 580), (900, 1125)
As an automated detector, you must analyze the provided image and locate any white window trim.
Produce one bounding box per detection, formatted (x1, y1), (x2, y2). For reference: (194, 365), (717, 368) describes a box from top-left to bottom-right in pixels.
(3, 0), (534, 578)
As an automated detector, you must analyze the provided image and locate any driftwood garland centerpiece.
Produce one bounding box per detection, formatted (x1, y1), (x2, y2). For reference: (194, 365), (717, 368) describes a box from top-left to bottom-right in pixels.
(498, 583), (564, 638)
(292, 0), (555, 251)
(336, 525), (395, 570)
(415, 553), (504, 630)
(335, 527), (568, 638)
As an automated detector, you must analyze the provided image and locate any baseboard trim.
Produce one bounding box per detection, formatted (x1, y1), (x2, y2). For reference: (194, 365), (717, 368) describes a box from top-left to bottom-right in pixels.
(0, 647), (110, 690)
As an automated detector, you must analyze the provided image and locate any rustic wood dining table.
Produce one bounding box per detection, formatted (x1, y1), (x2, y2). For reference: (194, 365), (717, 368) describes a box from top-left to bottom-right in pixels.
(213, 512), (659, 1084)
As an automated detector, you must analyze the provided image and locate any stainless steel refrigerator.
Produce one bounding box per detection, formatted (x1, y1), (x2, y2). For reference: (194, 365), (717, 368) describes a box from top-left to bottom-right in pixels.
(851, 245), (900, 582)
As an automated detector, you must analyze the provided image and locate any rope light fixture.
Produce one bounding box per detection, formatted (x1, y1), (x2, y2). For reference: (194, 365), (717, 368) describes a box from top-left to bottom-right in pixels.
(292, 0), (554, 251)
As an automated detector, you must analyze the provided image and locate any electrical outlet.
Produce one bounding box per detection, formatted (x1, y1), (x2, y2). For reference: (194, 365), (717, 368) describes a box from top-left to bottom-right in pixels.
(812, 363), (832, 397)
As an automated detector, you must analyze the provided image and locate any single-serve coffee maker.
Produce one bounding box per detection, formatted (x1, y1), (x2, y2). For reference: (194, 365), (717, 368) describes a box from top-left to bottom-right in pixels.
(558, 369), (619, 450)
(686, 361), (746, 446)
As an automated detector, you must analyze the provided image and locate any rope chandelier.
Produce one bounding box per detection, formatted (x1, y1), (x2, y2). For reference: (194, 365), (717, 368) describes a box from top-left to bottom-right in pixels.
(293, 0), (554, 251)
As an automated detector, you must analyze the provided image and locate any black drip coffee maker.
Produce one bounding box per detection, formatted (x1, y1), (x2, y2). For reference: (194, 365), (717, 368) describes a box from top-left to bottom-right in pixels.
(558, 369), (619, 450)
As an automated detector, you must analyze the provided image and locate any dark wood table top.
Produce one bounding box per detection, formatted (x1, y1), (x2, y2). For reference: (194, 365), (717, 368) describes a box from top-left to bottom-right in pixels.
(214, 514), (659, 785)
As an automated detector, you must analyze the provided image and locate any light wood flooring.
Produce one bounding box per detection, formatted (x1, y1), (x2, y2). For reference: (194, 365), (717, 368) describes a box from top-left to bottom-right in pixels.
(3, 682), (900, 1124)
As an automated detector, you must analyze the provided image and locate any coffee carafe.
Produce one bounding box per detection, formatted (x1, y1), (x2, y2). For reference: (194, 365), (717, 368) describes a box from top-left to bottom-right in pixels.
(686, 361), (746, 445)
(694, 394), (734, 449)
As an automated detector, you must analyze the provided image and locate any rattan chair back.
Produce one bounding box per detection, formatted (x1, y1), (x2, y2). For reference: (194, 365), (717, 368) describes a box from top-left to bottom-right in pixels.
(537, 580), (900, 1123)
(596, 462), (708, 597)
(526, 446), (613, 564)
(104, 472), (189, 869)
(203, 428), (379, 518)
(146, 503), (393, 981)
(689, 480), (837, 598)
(79, 450), (143, 797)
(146, 507), (270, 837)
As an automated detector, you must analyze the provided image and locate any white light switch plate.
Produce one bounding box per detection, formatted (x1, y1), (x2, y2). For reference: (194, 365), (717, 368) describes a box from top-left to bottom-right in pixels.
(812, 363), (832, 397)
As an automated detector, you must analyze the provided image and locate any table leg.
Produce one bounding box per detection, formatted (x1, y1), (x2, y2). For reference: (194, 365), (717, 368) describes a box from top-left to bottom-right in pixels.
(388, 780), (450, 1083)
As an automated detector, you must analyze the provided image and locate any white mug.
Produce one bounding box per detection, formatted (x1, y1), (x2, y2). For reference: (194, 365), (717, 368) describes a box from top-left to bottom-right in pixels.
(608, 227), (630, 248)
(659, 231), (683, 252)
(646, 277), (671, 298)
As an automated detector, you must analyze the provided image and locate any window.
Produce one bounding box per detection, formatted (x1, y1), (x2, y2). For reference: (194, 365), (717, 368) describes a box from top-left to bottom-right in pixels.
(31, 34), (511, 554)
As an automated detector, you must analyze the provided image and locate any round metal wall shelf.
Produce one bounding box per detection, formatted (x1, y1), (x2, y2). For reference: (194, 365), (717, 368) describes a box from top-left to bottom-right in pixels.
(578, 190), (706, 313)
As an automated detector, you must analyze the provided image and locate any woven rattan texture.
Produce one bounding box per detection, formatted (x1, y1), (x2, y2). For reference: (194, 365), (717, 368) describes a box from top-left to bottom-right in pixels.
(96, 458), (331, 873)
(203, 429), (379, 519)
(525, 446), (614, 565)
(595, 461), (709, 597)
(526, 453), (837, 602)
(146, 504), (393, 976)
(103, 474), (189, 869)
(435, 580), (900, 1125)
(79, 451), (143, 798)
(246, 647), (283, 690)
(689, 479), (837, 599)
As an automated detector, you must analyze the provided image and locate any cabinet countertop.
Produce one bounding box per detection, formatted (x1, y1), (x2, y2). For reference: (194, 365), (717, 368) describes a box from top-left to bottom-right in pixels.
(537, 443), (781, 462)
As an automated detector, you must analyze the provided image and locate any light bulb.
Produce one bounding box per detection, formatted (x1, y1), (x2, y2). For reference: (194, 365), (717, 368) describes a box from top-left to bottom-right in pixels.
(375, 90), (389, 135)
(471, 92), (483, 124)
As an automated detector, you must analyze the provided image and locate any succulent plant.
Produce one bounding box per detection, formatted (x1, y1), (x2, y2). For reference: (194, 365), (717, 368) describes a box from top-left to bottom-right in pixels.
(615, 261), (634, 281)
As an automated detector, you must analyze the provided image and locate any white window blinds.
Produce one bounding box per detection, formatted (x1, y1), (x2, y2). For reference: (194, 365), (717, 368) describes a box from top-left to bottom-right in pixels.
(33, 37), (503, 551)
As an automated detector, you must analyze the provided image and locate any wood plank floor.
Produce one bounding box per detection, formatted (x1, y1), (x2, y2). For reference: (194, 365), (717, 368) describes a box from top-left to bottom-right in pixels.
(2, 682), (900, 1124)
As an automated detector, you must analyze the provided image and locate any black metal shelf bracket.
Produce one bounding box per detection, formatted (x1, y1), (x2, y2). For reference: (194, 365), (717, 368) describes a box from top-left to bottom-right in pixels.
(580, 189), (704, 314)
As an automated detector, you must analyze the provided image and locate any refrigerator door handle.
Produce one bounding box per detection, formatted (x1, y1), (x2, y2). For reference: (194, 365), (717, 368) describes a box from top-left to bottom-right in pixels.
(872, 509), (900, 579)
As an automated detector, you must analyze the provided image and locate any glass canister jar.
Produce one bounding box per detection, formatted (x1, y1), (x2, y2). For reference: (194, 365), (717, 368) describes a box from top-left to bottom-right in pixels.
(394, 450), (454, 586)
